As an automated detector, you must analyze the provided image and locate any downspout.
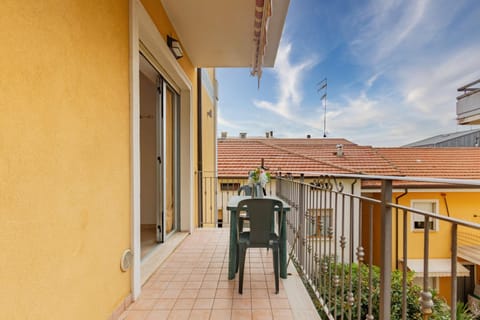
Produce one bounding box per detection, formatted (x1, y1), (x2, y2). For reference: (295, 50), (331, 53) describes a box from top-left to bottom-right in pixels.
(395, 188), (408, 269)
(197, 68), (203, 227)
(440, 193), (450, 217)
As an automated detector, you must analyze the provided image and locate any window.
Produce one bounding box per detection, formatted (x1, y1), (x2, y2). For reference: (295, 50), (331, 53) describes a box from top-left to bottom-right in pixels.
(411, 200), (439, 231)
(306, 209), (333, 238)
(220, 182), (240, 191)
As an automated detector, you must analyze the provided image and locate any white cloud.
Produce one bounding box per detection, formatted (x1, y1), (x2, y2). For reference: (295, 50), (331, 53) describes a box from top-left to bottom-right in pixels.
(253, 41), (317, 118)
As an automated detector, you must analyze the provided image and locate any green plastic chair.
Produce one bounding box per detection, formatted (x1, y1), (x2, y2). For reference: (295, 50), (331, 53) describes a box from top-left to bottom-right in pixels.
(236, 198), (283, 294)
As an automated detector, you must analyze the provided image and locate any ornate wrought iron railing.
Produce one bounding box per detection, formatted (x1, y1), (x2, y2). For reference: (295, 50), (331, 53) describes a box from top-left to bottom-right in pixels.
(276, 173), (480, 320)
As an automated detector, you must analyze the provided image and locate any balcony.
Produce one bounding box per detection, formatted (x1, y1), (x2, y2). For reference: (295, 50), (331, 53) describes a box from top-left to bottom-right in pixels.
(192, 172), (480, 320)
(456, 79), (480, 125)
(120, 172), (480, 319)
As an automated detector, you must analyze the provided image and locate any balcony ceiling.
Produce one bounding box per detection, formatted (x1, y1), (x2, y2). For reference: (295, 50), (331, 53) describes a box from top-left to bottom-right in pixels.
(160, 0), (289, 68)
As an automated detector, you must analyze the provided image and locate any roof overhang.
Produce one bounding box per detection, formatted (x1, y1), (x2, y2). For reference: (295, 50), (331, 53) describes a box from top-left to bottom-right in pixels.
(160, 0), (289, 73)
(400, 259), (470, 277)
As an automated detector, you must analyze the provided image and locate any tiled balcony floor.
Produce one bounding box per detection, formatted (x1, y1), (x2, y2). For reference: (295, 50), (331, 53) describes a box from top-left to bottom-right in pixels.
(120, 228), (320, 320)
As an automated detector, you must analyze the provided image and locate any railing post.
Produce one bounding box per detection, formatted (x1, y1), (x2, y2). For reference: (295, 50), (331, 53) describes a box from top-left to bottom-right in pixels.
(298, 174), (305, 266)
(198, 171), (203, 227)
(380, 179), (392, 320)
(451, 224), (458, 319)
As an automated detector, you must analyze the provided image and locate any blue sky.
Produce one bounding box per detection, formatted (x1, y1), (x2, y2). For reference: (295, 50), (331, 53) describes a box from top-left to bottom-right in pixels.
(216, 0), (480, 146)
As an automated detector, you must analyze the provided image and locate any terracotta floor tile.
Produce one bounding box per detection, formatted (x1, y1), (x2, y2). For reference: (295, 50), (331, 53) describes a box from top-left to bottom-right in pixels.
(183, 281), (202, 289)
(178, 288), (199, 299)
(251, 298), (271, 310)
(160, 288), (182, 299)
(217, 281), (235, 289)
(166, 309), (190, 320)
(231, 309), (252, 320)
(123, 310), (149, 320)
(173, 298), (195, 310)
(145, 310), (170, 320)
(200, 280), (218, 289)
(197, 288), (216, 299)
(269, 298), (290, 310)
(188, 309), (211, 320)
(129, 298), (157, 310)
(251, 289), (269, 298)
(252, 309), (273, 320)
(153, 298), (176, 310)
(215, 288), (234, 299)
(193, 298), (214, 309)
(119, 229), (311, 320)
(212, 298), (233, 309)
(232, 298), (252, 310)
(210, 309), (232, 320)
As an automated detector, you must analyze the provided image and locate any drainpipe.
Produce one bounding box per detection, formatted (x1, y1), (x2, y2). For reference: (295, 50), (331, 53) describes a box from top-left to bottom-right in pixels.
(440, 193), (450, 217)
(197, 68), (203, 227)
(395, 188), (408, 269)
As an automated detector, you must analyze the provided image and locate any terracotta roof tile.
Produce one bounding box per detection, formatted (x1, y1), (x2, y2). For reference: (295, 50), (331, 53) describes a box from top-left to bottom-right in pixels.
(217, 138), (480, 181)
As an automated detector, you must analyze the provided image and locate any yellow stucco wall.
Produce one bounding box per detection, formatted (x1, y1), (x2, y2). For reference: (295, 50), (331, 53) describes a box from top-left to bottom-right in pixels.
(394, 191), (479, 261)
(1, 1), (202, 318)
(364, 190), (480, 302)
(0, 1), (131, 319)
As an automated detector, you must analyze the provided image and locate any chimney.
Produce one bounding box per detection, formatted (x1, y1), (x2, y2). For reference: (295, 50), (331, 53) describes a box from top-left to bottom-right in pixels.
(336, 144), (344, 157)
(306, 134), (311, 139)
(220, 131), (227, 139)
(270, 131), (273, 137)
(265, 132), (270, 138)
(239, 132), (247, 139)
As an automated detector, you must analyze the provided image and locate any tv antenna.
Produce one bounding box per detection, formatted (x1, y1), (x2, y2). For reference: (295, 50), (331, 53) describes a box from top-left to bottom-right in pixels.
(317, 78), (327, 137)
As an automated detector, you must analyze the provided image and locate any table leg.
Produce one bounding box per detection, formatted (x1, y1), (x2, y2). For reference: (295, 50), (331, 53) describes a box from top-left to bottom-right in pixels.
(280, 212), (287, 278)
(228, 209), (237, 280)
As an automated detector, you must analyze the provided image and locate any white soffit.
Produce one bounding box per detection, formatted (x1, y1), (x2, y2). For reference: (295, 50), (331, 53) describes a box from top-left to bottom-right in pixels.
(160, 0), (289, 68)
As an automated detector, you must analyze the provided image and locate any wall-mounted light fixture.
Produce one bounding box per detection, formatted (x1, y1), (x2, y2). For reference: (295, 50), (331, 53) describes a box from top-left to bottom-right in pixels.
(167, 35), (183, 59)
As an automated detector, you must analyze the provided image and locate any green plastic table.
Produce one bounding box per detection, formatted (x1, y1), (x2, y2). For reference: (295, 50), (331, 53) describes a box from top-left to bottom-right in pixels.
(227, 195), (291, 280)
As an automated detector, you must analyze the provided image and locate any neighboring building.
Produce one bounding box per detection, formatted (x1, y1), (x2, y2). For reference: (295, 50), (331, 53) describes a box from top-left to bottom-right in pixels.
(216, 137), (480, 303)
(403, 129), (480, 147)
(1, 1), (289, 319)
(456, 78), (480, 125)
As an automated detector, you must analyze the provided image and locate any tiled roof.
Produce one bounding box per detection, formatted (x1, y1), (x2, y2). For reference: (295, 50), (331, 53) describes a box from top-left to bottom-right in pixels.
(217, 138), (480, 181)
(374, 147), (480, 179)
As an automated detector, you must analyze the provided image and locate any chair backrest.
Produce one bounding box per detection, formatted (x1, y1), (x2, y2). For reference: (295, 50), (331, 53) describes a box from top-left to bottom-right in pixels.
(237, 185), (252, 196)
(236, 198), (283, 247)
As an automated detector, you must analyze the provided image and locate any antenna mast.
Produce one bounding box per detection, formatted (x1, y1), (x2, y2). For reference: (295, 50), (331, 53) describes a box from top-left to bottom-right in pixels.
(317, 78), (328, 137)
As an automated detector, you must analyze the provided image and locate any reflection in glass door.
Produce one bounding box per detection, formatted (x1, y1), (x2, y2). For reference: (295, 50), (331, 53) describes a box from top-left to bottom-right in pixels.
(139, 52), (180, 258)
(163, 84), (180, 236)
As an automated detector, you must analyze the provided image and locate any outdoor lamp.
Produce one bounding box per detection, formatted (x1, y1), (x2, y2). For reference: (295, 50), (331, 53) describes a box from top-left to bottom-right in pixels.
(167, 35), (183, 59)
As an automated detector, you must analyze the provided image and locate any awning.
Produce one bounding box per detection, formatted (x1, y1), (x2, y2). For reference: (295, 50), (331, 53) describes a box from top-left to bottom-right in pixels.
(458, 245), (480, 265)
(400, 259), (470, 277)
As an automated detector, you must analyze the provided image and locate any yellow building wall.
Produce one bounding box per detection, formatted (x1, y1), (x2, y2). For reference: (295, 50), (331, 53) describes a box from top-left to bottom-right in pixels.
(200, 69), (218, 227)
(1, 1), (199, 319)
(0, 1), (131, 319)
(394, 191), (479, 262)
(366, 190), (480, 303)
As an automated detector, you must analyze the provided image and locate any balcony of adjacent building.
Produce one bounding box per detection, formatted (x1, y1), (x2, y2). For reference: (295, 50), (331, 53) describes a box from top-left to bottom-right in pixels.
(456, 78), (480, 125)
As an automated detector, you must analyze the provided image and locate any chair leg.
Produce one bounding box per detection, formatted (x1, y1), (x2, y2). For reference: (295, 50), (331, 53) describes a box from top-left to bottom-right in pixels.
(272, 246), (279, 294)
(238, 246), (247, 294)
(235, 244), (239, 273)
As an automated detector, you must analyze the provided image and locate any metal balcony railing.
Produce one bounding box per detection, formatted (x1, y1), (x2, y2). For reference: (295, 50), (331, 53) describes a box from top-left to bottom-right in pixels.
(199, 171), (480, 320)
(456, 78), (480, 125)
